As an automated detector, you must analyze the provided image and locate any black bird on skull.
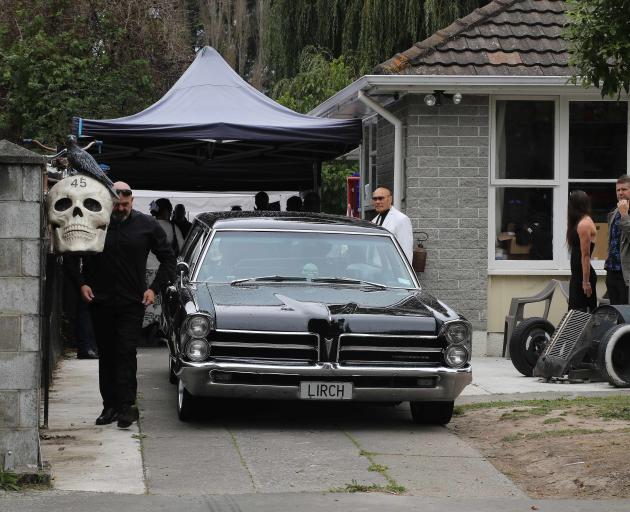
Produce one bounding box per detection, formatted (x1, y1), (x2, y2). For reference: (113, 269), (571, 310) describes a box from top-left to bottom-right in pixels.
(66, 135), (118, 198)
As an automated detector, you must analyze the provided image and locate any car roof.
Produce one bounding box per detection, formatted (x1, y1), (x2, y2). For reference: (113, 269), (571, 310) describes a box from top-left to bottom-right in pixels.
(195, 211), (388, 234)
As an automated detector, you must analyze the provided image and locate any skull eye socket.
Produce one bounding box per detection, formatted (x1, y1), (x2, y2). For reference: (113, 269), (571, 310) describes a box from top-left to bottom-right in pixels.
(54, 198), (72, 212)
(84, 198), (102, 212)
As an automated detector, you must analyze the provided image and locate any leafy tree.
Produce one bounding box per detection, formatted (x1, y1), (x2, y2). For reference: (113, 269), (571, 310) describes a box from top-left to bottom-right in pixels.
(321, 161), (357, 214)
(272, 46), (357, 114)
(0, 0), (191, 143)
(565, 0), (630, 97)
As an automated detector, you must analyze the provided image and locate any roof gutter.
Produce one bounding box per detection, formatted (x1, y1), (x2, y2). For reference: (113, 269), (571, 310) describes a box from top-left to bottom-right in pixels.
(357, 90), (403, 210)
(310, 74), (600, 118)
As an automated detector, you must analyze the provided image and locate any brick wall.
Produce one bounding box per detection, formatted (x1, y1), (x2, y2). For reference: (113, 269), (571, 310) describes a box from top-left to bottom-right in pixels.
(405, 95), (489, 330)
(0, 140), (44, 470)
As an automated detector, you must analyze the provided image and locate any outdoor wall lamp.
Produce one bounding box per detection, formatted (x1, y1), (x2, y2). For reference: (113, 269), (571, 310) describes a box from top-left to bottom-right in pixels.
(423, 91), (463, 106)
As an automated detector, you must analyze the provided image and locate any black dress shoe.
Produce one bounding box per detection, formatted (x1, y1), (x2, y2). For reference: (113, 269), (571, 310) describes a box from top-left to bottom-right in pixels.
(117, 405), (139, 429)
(77, 349), (98, 359)
(95, 408), (118, 425)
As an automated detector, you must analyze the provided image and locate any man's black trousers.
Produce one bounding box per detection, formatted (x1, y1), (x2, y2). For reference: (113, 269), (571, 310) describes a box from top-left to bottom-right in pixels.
(606, 270), (629, 305)
(90, 302), (144, 411)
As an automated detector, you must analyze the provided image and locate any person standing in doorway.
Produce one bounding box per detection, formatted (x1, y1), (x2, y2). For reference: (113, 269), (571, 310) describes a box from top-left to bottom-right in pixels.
(79, 182), (176, 428)
(172, 203), (192, 238)
(567, 190), (597, 312)
(605, 175), (630, 305)
(371, 186), (414, 262)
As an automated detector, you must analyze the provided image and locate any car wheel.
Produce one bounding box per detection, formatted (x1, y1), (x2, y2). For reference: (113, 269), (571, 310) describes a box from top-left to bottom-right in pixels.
(177, 379), (198, 421)
(168, 355), (178, 385)
(509, 317), (555, 377)
(409, 401), (454, 425)
(597, 324), (630, 388)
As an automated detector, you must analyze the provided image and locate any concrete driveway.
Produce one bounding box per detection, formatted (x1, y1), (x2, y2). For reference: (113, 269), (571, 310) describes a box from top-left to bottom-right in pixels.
(39, 347), (629, 499)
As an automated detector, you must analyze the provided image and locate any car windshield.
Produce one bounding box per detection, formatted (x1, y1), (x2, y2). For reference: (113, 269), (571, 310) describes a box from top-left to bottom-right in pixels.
(195, 230), (416, 288)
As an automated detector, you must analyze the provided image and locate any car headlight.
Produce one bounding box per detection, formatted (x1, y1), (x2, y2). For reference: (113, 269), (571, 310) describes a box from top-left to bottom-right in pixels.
(444, 345), (469, 368)
(186, 314), (212, 338)
(441, 320), (472, 345)
(185, 338), (210, 362)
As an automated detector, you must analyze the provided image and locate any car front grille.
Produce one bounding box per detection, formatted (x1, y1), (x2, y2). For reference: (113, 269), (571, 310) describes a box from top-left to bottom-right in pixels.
(337, 333), (443, 366)
(209, 329), (319, 364)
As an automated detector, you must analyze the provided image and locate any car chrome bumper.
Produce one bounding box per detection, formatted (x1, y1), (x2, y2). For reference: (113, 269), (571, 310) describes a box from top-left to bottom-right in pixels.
(178, 361), (472, 402)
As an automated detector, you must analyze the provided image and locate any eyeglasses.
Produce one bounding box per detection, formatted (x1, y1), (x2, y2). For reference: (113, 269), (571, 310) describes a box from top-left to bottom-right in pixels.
(372, 195), (390, 201)
(115, 189), (132, 197)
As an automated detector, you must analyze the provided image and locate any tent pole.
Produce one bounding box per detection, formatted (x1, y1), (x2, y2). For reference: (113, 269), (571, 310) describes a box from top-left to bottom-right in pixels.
(312, 162), (320, 193)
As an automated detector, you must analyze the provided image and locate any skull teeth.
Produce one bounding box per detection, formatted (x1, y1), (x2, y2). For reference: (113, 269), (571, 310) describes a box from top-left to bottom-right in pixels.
(61, 225), (97, 241)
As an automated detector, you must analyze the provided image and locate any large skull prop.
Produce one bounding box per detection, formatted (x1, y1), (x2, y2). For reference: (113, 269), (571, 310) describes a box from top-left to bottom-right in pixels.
(47, 174), (113, 253)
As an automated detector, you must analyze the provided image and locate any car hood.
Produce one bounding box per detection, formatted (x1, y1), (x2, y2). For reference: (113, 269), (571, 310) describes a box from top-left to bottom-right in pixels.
(193, 283), (460, 334)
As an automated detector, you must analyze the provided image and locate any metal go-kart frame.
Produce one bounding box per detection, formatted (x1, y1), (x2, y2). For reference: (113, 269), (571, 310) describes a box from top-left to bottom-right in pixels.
(508, 304), (630, 388)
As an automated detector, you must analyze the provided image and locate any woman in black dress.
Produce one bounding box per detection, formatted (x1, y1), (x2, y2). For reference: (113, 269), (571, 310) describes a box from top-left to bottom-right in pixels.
(567, 190), (597, 311)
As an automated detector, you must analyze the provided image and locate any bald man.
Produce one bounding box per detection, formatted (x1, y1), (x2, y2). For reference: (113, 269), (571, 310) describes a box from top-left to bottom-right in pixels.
(371, 186), (414, 262)
(78, 181), (176, 428)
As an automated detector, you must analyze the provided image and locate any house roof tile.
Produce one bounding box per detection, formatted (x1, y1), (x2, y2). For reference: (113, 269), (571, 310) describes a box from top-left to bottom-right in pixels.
(374, 0), (571, 77)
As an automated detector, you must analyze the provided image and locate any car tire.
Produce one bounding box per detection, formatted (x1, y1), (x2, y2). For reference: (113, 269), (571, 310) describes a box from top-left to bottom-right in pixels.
(509, 317), (555, 377)
(409, 401), (454, 425)
(168, 355), (178, 385)
(597, 324), (630, 388)
(177, 379), (198, 421)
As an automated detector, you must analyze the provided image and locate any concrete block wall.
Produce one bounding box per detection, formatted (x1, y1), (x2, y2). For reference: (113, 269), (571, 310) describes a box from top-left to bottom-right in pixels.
(0, 140), (44, 470)
(404, 95), (490, 331)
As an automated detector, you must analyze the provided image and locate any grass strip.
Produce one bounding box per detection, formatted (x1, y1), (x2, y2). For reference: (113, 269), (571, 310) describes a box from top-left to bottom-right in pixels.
(455, 395), (630, 421)
(338, 431), (406, 495)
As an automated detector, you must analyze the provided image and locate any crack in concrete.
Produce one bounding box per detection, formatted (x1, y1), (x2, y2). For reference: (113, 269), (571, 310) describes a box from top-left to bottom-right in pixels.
(226, 427), (257, 492)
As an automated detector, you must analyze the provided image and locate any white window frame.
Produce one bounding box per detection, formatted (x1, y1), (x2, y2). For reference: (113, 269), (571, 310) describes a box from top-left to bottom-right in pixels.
(489, 95), (561, 271)
(561, 96), (630, 271)
(489, 94), (630, 274)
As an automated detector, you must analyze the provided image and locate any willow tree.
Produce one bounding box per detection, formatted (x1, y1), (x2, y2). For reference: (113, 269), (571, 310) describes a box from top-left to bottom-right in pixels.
(263, 0), (490, 80)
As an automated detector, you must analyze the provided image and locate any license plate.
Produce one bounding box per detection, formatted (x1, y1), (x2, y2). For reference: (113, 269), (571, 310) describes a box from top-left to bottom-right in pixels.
(299, 381), (352, 400)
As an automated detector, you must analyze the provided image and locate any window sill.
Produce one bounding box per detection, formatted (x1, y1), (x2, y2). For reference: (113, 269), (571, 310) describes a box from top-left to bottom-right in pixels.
(488, 268), (607, 276)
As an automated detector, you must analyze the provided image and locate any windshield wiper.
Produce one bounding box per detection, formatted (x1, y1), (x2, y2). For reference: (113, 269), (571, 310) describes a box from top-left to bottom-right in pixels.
(311, 277), (387, 289)
(230, 275), (307, 285)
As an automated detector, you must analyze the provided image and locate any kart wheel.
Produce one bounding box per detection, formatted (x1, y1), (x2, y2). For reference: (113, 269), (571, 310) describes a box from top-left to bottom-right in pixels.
(177, 379), (198, 421)
(509, 317), (554, 377)
(597, 324), (630, 388)
(410, 401), (454, 425)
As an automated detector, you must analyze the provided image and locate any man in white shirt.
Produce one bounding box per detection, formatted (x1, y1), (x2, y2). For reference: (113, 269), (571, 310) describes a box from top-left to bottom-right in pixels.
(371, 186), (414, 262)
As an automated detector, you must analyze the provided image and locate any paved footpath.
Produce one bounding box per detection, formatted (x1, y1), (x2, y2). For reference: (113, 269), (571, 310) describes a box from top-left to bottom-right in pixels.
(24, 348), (630, 512)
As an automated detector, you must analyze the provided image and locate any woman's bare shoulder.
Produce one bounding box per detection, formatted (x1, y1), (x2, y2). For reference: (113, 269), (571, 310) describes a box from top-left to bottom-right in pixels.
(577, 216), (597, 235)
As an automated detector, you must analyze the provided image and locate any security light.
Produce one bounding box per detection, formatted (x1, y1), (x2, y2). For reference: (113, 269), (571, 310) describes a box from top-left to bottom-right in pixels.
(424, 93), (437, 107)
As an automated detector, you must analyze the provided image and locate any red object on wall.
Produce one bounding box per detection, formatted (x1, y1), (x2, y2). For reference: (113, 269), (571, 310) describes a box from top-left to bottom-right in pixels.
(346, 175), (360, 218)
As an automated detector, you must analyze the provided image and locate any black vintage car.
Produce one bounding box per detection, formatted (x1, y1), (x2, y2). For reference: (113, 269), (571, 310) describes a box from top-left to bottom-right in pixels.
(163, 212), (472, 424)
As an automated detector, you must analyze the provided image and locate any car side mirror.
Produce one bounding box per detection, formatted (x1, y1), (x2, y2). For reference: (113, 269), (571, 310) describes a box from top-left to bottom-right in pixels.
(176, 261), (190, 287)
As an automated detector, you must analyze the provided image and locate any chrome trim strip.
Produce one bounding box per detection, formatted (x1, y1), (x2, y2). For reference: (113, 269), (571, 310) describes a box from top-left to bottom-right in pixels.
(339, 345), (442, 353)
(339, 333), (437, 339)
(216, 329), (319, 336)
(182, 360), (470, 374)
(210, 341), (317, 350)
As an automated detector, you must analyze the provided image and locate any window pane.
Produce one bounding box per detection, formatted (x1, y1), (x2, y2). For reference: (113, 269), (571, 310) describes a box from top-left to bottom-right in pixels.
(568, 183), (613, 261)
(496, 100), (555, 180)
(495, 188), (553, 260)
(569, 101), (627, 179)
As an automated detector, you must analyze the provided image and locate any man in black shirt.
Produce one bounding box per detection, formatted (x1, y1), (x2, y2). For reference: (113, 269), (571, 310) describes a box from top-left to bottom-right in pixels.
(79, 181), (176, 428)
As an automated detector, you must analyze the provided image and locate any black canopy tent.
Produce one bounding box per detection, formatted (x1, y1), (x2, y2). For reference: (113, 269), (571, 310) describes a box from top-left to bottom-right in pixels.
(72, 47), (361, 191)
